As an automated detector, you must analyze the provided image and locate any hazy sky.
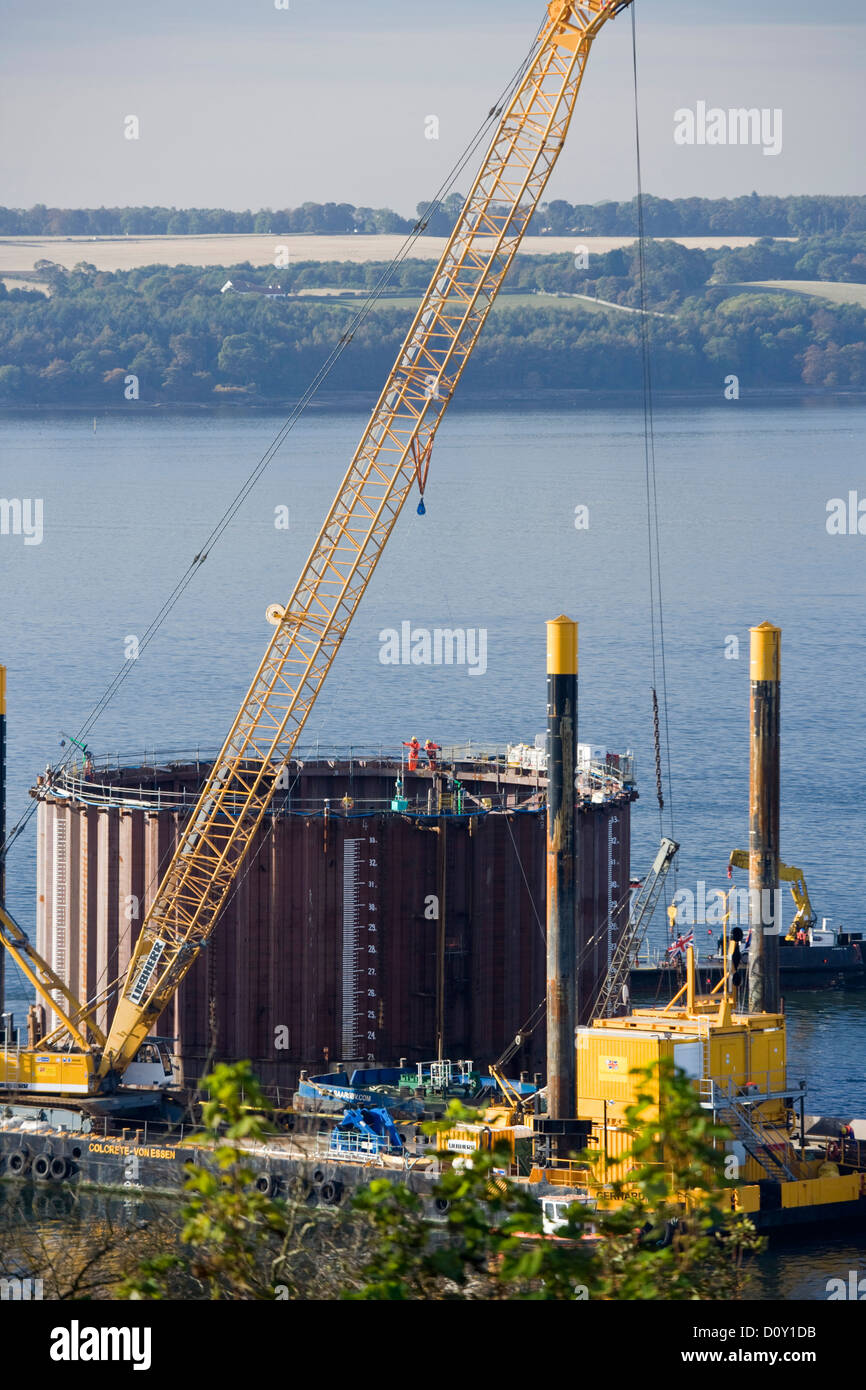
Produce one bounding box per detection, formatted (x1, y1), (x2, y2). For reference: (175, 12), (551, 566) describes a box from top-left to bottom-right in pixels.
(1, 0), (863, 212)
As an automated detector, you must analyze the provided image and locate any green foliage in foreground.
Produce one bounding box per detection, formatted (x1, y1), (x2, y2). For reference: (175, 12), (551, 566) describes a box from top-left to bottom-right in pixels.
(120, 1062), (287, 1300)
(119, 1058), (763, 1301)
(346, 1058), (763, 1301)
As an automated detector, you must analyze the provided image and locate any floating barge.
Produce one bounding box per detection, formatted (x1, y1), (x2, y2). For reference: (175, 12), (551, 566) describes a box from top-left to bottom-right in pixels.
(630, 937), (866, 994)
(0, 1048), (863, 1236)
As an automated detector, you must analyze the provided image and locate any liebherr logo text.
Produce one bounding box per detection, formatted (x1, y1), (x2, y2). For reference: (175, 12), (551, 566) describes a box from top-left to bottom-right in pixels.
(50, 1321), (152, 1371)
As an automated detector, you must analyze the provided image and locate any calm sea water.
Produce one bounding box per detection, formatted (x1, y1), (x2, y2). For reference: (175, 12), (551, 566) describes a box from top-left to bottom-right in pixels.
(1, 400), (864, 1291)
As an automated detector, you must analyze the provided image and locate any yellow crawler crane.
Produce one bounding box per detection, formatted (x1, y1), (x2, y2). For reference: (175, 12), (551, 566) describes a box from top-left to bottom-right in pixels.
(0, 1), (635, 1100)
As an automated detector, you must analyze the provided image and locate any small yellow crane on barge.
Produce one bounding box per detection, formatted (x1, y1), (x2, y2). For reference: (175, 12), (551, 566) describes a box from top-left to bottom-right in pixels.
(728, 850), (817, 942)
(437, 623), (866, 1232)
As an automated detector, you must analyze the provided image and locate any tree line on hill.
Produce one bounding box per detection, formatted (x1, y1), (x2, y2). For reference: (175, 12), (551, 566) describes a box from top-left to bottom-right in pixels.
(1, 236), (864, 404)
(204, 234), (866, 309)
(1, 193), (865, 240)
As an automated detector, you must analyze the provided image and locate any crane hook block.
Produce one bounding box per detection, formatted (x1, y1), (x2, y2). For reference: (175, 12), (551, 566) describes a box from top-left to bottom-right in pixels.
(416, 499), (426, 516)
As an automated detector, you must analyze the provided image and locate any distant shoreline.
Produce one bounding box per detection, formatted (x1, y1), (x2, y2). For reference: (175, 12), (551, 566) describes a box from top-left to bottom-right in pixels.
(1, 387), (864, 416)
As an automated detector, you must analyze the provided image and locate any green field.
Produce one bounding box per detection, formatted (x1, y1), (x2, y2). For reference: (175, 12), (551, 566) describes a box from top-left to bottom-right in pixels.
(717, 280), (866, 307)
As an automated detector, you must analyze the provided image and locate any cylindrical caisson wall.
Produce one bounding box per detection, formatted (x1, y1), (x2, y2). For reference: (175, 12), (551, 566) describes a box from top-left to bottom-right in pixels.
(32, 751), (634, 1086)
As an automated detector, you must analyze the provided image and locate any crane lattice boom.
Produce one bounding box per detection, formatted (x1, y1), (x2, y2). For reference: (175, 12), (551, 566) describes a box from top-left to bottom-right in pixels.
(0, 2), (631, 1085)
(593, 837), (679, 1020)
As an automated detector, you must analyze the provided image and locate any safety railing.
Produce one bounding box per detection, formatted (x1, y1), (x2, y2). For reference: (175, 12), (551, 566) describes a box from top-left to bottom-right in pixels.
(707, 1087), (797, 1182)
(632, 944), (705, 969)
(700, 1073), (806, 1108)
(35, 741), (638, 816)
(38, 779), (523, 818)
(317, 1130), (388, 1161)
(412, 1059), (476, 1090)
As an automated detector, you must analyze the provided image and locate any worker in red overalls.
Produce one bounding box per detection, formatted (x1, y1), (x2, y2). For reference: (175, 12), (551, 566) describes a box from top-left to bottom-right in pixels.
(424, 738), (441, 770)
(403, 737), (420, 771)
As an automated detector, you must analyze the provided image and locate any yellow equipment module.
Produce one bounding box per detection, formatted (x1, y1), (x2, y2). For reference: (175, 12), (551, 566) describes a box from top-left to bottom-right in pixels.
(0, 1050), (93, 1096)
(436, 1122), (533, 1160)
(572, 946), (795, 1188)
(577, 1010), (787, 1117)
(577, 1027), (685, 1122)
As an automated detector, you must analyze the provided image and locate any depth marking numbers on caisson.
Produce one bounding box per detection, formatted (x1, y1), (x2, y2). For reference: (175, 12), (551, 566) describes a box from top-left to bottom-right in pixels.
(342, 836), (381, 1061)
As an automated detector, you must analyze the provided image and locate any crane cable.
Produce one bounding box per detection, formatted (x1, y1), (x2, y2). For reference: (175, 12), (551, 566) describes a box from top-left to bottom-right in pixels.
(630, 6), (675, 847)
(0, 20), (548, 870)
(2, 19), (552, 1015)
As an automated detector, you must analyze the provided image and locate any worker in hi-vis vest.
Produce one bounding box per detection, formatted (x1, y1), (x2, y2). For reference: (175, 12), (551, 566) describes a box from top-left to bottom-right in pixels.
(403, 737), (420, 772)
(424, 738), (441, 770)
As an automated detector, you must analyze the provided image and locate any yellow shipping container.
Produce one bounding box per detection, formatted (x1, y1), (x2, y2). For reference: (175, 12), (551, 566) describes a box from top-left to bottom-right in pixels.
(707, 1030), (747, 1089)
(780, 1174), (860, 1209)
(576, 1027), (703, 1120)
(436, 1125), (524, 1159)
(731, 1184), (761, 1214)
(747, 1025), (786, 1093)
(578, 1029), (664, 1118)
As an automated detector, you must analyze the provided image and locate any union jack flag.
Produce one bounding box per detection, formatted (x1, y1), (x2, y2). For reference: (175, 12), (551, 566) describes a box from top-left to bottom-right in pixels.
(667, 931), (694, 955)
